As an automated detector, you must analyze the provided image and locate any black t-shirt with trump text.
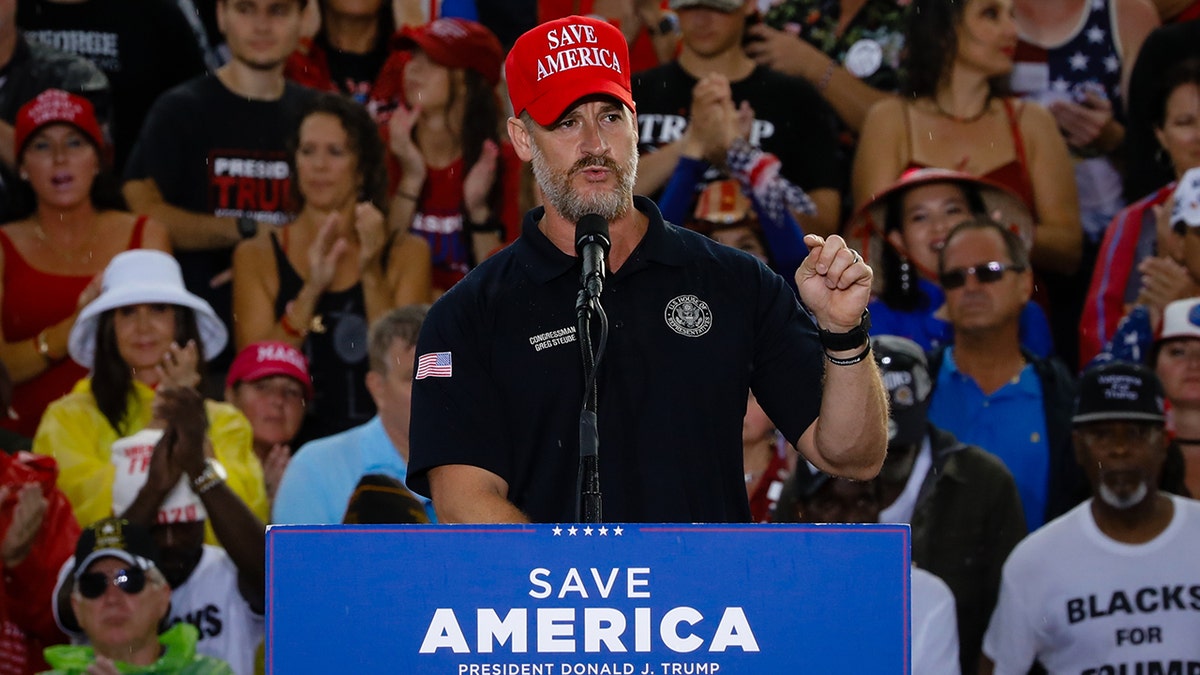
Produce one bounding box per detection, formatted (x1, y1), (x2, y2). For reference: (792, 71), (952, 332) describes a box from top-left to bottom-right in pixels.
(632, 62), (843, 200)
(124, 75), (318, 371)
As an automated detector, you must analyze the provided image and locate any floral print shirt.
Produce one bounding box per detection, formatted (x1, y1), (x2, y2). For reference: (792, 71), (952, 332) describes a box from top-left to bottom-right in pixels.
(760, 0), (911, 94)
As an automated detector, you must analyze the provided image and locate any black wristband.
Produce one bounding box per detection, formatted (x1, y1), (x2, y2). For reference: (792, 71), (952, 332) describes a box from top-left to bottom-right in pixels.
(817, 309), (871, 352)
(647, 13), (679, 37)
(826, 341), (871, 366)
(464, 213), (504, 236)
(236, 215), (258, 239)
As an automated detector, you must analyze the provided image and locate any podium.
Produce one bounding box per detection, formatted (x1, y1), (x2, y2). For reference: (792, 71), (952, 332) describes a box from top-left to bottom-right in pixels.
(266, 523), (911, 673)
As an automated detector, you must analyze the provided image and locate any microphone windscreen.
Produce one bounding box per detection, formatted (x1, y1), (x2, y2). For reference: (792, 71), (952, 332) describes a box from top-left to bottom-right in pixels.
(575, 214), (611, 254)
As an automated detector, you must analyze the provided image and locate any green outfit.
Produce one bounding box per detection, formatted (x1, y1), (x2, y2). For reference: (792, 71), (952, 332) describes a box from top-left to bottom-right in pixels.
(40, 624), (233, 674)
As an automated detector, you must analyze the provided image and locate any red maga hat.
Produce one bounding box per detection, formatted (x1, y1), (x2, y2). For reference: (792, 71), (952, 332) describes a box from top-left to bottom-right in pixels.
(393, 18), (503, 86)
(505, 15), (635, 126)
(14, 89), (104, 158)
(226, 341), (314, 400)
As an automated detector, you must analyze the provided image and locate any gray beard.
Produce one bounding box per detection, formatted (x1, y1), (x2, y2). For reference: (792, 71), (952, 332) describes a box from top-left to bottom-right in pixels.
(530, 140), (637, 224)
(1097, 480), (1150, 510)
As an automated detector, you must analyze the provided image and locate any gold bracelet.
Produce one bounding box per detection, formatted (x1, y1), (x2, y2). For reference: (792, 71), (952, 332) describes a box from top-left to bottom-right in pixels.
(35, 330), (52, 362)
(280, 311), (307, 338)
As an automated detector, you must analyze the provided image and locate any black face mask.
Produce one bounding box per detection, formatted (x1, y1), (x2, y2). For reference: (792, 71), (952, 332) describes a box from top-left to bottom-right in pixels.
(878, 355), (931, 449)
(889, 398), (929, 448)
(879, 399), (928, 485)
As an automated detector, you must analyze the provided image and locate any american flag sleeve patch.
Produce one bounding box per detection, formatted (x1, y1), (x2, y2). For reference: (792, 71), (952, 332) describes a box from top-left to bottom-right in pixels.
(415, 351), (453, 379)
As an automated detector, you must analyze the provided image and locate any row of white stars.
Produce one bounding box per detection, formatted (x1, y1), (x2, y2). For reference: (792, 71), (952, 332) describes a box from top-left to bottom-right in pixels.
(1068, 50), (1120, 74)
(551, 525), (624, 536)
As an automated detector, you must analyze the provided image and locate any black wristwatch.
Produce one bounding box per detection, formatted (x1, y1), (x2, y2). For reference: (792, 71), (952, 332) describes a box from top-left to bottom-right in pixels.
(817, 309), (871, 352)
(647, 13), (679, 37)
(236, 215), (259, 239)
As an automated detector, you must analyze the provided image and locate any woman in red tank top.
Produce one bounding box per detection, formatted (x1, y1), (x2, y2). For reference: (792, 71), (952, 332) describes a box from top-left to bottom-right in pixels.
(0, 90), (170, 439)
(852, 0), (1082, 279)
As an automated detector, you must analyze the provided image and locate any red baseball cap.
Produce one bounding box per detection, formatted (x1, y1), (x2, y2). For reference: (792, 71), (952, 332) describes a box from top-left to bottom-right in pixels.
(505, 15), (636, 126)
(393, 18), (503, 86)
(14, 89), (104, 158)
(226, 341), (313, 400)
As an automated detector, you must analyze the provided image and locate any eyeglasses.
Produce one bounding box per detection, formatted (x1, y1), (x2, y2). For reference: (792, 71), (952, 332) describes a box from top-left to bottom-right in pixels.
(939, 261), (1026, 290)
(78, 567), (146, 599)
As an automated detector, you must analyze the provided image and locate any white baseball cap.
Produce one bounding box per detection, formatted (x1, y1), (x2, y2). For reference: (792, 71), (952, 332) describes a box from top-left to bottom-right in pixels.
(1159, 297), (1200, 342)
(1171, 167), (1200, 230)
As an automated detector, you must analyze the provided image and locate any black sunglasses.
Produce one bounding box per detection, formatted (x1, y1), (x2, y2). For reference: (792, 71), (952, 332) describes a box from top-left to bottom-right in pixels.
(939, 261), (1026, 290)
(78, 566), (146, 599)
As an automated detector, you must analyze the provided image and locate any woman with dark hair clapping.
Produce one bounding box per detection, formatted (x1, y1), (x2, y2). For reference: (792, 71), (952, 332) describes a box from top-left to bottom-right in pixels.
(233, 93), (430, 446)
(32, 249), (268, 538)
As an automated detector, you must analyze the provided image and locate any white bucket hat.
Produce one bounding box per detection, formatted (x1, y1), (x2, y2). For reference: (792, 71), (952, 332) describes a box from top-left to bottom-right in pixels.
(68, 250), (228, 369)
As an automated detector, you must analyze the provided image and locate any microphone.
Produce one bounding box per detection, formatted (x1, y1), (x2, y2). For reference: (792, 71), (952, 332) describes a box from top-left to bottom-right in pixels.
(575, 214), (610, 298)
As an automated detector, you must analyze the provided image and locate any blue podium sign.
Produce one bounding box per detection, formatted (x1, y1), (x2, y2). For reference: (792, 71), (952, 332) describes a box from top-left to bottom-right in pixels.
(266, 523), (910, 674)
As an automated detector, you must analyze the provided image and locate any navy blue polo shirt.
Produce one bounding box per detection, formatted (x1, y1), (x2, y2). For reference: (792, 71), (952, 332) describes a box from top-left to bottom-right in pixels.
(407, 197), (824, 523)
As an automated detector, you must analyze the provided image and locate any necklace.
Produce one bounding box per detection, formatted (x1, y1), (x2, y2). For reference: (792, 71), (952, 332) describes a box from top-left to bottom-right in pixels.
(932, 97), (992, 124)
(1174, 437), (1200, 445)
(34, 222), (97, 264)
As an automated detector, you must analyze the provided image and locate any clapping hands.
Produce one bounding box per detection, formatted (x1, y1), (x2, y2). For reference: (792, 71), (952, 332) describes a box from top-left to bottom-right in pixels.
(388, 103), (427, 187)
(1, 482), (47, 567)
(463, 139), (500, 223)
(156, 340), (200, 390)
(152, 386), (211, 480)
(1047, 90), (1115, 152)
(684, 74), (745, 166)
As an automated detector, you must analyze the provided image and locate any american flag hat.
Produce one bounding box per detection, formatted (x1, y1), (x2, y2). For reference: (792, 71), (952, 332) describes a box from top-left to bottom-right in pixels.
(691, 178), (757, 230)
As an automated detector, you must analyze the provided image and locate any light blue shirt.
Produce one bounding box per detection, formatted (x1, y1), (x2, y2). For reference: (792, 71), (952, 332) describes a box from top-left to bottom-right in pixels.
(929, 349), (1049, 532)
(272, 416), (436, 524)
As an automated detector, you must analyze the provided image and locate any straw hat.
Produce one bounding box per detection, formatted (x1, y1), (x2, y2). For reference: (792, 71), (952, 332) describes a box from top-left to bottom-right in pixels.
(845, 168), (1035, 280)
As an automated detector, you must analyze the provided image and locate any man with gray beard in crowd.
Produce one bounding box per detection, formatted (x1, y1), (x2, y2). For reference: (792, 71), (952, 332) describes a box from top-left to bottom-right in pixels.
(981, 361), (1200, 675)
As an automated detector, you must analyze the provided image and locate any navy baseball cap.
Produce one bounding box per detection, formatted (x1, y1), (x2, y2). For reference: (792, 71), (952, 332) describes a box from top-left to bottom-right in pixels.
(1073, 362), (1166, 426)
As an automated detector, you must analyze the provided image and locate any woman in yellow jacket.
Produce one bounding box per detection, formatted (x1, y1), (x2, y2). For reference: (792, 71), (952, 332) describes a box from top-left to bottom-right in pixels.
(33, 250), (268, 540)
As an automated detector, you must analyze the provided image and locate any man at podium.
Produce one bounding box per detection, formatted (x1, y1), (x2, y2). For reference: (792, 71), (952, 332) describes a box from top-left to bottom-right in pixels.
(405, 15), (887, 524)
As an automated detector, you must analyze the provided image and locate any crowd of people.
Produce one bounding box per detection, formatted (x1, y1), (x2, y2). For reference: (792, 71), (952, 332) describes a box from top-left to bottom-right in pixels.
(0, 0), (1198, 672)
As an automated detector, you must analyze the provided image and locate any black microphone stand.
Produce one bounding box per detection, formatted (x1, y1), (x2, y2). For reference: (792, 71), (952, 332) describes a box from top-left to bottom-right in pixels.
(574, 215), (610, 524)
(576, 286), (608, 524)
